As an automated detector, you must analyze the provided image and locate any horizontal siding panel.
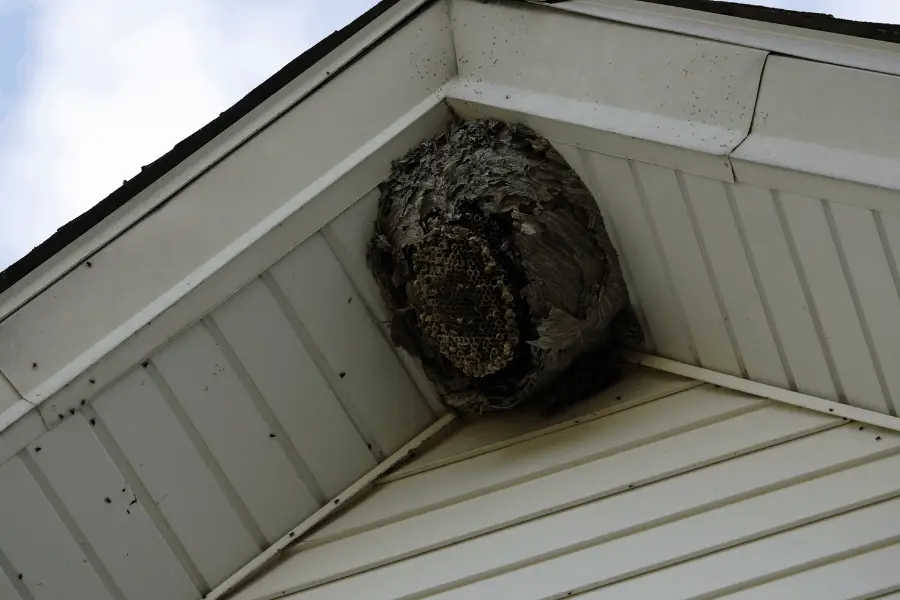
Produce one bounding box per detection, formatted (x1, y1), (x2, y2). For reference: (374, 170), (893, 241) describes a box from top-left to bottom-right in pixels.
(211, 278), (376, 496)
(578, 499), (900, 600)
(387, 366), (699, 479)
(237, 374), (900, 600)
(236, 400), (840, 600)
(92, 369), (259, 587)
(0, 457), (115, 600)
(307, 385), (765, 544)
(721, 543), (900, 600)
(27, 416), (198, 600)
(268, 233), (434, 457)
(151, 325), (318, 543)
(405, 452), (900, 600)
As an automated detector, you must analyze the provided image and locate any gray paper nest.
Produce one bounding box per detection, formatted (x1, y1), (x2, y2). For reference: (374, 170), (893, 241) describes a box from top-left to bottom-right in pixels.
(367, 119), (642, 416)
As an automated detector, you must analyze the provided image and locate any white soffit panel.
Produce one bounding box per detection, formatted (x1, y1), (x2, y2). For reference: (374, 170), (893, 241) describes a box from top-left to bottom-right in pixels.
(733, 56), (900, 198)
(447, 0), (767, 180)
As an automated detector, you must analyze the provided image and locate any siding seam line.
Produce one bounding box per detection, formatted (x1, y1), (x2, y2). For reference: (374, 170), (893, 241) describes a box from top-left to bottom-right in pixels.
(319, 224), (444, 417)
(676, 171), (746, 378)
(773, 190), (847, 403)
(629, 160), (700, 365)
(301, 400), (770, 548)
(822, 201), (895, 417)
(280, 421), (854, 597)
(0, 544), (35, 600)
(201, 317), (328, 505)
(80, 405), (209, 595)
(18, 451), (128, 600)
(724, 182), (794, 389)
(365, 424), (894, 600)
(144, 362), (269, 551)
(690, 534), (900, 599)
(874, 210), (900, 417)
(259, 270), (385, 460)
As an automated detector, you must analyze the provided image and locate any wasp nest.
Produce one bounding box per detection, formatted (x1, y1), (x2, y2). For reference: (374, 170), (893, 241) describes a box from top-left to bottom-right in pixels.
(367, 118), (641, 416)
(413, 225), (519, 378)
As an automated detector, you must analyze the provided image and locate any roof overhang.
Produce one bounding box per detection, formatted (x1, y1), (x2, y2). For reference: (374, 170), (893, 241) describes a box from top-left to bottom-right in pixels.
(3, 0), (900, 477)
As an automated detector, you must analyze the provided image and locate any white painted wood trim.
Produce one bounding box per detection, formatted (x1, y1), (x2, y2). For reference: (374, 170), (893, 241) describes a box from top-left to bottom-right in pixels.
(621, 350), (900, 433)
(0, 0), (433, 323)
(532, 0), (900, 77)
(202, 413), (455, 600)
(25, 93), (446, 407)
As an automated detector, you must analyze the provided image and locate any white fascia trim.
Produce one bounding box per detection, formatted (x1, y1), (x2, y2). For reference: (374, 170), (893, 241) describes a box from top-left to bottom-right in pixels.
(203, 413), (456, 600)
(622, 351), (900, 434)
(534, 0), (900, 77)
(0, 0), (433, 323)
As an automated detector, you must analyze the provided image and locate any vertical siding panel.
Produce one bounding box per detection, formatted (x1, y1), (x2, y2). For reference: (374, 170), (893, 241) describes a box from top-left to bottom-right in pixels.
(682, 175), (788, 387)
(830, 203), (900, 416)
(731, 185), (838, 400)
(580, 152), (694, 363)
(323, 191), (443, 413)
(268, 233), (433, 456)
(93, 369), (259, 586)
(27, 416), (197, 600)
(320, 191), (385, 321)
(151, 325), (318, 542)
(633, 162), (739, 374)
(0, 559), (25, 600)
(211, 279), (377, 496)
(0, 457), (114, 600)
(779, 193), (889, 413)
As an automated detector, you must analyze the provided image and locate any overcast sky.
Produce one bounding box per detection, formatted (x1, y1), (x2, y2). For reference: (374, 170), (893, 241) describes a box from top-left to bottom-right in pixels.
(0, 0), (898, 271)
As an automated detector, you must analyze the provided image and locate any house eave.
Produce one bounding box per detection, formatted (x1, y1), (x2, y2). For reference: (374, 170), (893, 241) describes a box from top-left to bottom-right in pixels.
(3, 0), (900, 461)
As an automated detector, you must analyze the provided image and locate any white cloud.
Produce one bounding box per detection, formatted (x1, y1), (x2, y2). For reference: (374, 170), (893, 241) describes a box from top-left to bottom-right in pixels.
(0, 0), (363, 267)
(725, 0), (900, 23)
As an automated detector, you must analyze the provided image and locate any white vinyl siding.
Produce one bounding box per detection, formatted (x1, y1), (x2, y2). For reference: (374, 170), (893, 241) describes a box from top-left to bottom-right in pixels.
(234, 369), (900, 600)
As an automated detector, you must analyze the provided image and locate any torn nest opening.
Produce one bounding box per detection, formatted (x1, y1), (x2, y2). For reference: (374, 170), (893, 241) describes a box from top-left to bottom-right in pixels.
(367, 118), (642, 416)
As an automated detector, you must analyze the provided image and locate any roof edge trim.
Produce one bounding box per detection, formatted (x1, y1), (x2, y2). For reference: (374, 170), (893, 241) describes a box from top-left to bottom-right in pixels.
(0, 0), (434, 322)
(529, 0), (900, 76)
(621, 350), (900, 434)
(205, 413), (456, 600)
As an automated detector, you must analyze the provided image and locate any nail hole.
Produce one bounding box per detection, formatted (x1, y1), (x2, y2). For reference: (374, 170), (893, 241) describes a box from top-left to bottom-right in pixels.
(34, 446), (41, 453)
(80, 399), (86, 406)
(68, 408), (75, 415)
(86, 261), (92, 268)
(269, 433), (276, 438)
(141, 361), (149, 369)
(104, 497), (111, 504)
(89, 378), (96, 384)
(89, 419), (96, 426)
(339, 372), (346, 378)
(876, 436), (882, 441)
(859, 426), (865, 430)
(31, 362), (37, 369)
(58, 414), (64, 421)
(333, 499), (340, 505)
